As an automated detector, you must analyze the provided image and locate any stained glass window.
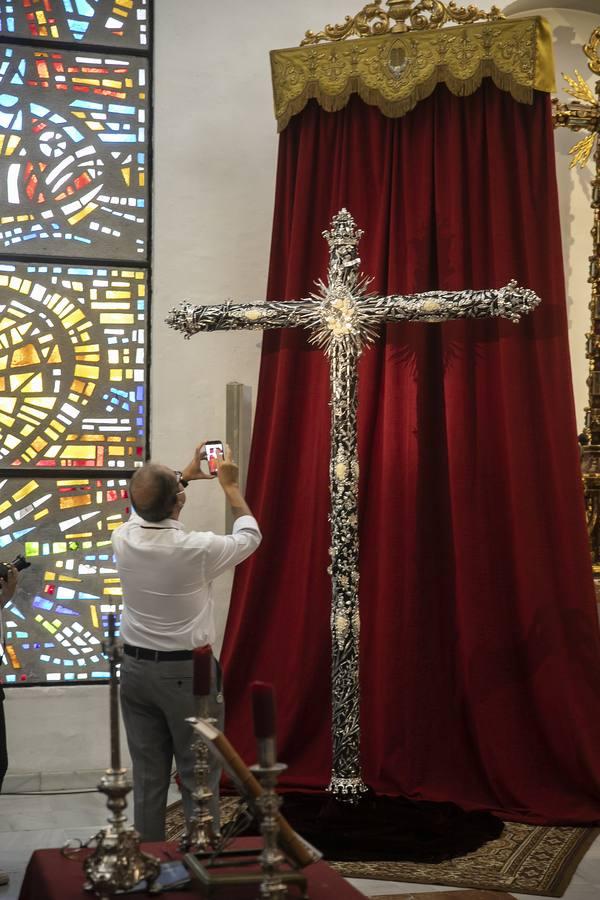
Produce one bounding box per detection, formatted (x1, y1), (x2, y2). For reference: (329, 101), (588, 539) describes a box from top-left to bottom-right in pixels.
(0, 262), (147, 468)
(0, 1), (148, 49)
(0, 0), (151, 685)
(0, 475), (129, 683)
(0, 45), (148, 258)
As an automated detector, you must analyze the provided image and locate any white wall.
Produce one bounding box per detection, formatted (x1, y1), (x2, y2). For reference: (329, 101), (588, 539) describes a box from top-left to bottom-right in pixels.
(5, 1), (597, 785)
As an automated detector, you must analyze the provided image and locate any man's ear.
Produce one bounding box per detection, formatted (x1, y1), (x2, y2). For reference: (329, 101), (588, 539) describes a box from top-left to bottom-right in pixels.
(174, 491), (186, 514)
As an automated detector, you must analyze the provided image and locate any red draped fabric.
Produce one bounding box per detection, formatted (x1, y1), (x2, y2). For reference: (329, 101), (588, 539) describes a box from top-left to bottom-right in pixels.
(221, 84), (600, 824)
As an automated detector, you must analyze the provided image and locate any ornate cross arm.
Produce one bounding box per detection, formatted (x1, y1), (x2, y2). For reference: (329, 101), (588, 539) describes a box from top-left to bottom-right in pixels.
(553, 93), (599, 167)
(554, 97), (599, 131)
(165, 299), (310, 338)
(166, 280), (539, 341)
(365, 281), (540, 324)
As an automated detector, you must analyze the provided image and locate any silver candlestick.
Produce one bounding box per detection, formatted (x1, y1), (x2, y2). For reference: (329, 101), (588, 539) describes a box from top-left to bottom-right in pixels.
(251, 738), (288, 900)
(180, 698), (217, 852)
(83, 613), (160, 898)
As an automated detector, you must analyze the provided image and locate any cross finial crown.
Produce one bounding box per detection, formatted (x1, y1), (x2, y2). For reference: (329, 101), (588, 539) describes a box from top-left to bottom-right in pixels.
(322, 208), (363, 255)
(323, 208), (364, 284)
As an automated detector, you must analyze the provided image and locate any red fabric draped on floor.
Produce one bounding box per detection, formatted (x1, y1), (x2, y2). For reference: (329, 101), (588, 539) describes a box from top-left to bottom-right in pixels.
(221, 84), (600, 824)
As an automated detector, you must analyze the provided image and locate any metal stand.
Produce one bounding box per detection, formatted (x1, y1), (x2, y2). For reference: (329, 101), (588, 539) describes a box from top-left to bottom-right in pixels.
(83, 613), (160, 898)
(185, 847), (307, 898)
(183, 731), (307, 897)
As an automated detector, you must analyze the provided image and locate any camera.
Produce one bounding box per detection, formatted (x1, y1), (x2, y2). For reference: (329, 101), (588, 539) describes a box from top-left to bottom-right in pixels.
(0, 554), (31, 582)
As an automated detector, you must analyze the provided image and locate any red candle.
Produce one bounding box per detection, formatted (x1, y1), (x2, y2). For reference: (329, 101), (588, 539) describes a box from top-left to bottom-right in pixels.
(251, 681), (276, 739)
(193, 645), (212, 697)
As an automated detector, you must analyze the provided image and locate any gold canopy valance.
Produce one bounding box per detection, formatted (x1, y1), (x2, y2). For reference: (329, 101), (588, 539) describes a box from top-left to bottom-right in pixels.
(270, 16), (555, 132)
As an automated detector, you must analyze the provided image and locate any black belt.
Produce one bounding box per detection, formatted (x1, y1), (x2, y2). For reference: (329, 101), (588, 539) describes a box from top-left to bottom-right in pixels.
(123, 643), (193, 662)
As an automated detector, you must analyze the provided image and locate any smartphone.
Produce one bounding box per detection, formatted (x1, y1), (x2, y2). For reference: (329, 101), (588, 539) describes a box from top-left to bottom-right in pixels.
(204, 440), (224, 476)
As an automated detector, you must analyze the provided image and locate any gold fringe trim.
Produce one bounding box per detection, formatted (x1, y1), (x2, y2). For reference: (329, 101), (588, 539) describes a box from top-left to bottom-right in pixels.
(276, 65), (535, 128)
(271, 17), (555, 132)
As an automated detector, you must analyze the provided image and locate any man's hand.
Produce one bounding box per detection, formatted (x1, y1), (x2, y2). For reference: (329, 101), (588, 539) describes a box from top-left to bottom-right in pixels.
(216, 446), (254, 520)
(216, 444), (240, 488)
(181, 442), (215, 482)
(0, 564), (18, 608)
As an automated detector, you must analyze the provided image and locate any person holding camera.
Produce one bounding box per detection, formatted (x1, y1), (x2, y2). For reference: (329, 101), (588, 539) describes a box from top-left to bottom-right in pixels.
(113, 442), (261, 842)
(0, 563), (18, 886)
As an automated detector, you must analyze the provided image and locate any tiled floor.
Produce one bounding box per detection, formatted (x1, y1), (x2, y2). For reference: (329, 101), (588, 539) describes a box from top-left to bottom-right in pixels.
(0, 791), (599, 899)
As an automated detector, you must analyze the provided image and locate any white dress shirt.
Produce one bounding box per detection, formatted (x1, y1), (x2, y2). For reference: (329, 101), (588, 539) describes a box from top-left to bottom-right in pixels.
(113, 512), (262, 651)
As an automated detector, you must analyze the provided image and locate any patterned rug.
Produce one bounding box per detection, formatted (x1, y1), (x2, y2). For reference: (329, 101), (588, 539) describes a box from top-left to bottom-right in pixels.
(165, 800), (598, 897)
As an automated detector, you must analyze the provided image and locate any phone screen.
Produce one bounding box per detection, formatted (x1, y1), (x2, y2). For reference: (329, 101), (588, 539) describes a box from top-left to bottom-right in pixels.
(205, 441), (224, 476)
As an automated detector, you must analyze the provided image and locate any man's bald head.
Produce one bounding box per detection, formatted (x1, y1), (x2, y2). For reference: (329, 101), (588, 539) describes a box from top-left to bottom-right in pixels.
(130, 463), (179, 523)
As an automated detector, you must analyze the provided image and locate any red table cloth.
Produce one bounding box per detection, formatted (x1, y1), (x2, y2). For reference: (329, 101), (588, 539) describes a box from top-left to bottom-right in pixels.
(18, 838), (365, 899)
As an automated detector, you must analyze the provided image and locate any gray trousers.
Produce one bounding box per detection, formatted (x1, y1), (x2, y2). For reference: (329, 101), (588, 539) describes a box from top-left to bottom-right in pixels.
(120, 653), (224, 842)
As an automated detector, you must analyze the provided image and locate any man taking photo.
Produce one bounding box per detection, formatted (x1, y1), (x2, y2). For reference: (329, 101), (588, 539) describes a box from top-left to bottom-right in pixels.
(113, 442), (261, 842)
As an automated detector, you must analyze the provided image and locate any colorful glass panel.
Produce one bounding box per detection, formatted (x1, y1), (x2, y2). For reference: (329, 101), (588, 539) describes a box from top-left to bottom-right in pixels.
(0, 0), (149, 49)
(0, 475), (128, 683)
(0, 45), (148, 258)
(0, 261), (146, 467)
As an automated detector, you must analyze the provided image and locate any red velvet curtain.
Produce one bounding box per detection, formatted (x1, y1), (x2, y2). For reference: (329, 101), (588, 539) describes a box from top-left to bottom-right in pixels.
(222, 84), (600, 824)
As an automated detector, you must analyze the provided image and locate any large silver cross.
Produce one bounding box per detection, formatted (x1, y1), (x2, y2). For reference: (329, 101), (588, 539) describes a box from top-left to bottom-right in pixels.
(166, 209), (540, 801)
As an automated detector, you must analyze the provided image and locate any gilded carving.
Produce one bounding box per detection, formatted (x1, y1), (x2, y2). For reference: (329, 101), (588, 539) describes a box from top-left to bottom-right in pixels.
(302, 1), (390, 45)
(271, 18), (554, 132)
(301, 0), (504, 46)
(554, 64), (599, 168)
(584, 25), (600, 77)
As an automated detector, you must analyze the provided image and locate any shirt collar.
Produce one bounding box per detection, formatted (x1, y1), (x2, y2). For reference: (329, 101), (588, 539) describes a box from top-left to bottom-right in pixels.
(130, 511), (184, 530)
